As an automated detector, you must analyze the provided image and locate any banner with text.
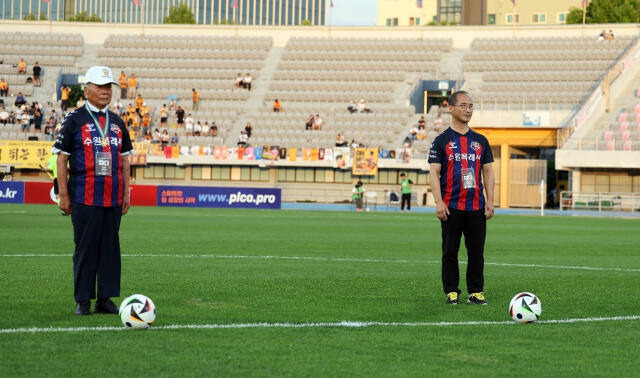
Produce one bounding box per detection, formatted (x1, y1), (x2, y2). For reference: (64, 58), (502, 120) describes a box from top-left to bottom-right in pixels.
(157, 186), (281, 209)
(0, 141), (53, 169)
(352, 148), (379, 175)
(0, 181), (25, 203)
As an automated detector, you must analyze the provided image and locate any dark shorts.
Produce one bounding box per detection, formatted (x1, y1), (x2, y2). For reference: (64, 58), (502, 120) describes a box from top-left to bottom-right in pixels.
(160, 117), (168, 123)
(53, 178), (59, 195)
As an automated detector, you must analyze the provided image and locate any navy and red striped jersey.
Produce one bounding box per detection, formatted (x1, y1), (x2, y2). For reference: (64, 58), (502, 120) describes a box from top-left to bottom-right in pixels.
(428, 127), (493, 211)
(52, 104), (134, 207)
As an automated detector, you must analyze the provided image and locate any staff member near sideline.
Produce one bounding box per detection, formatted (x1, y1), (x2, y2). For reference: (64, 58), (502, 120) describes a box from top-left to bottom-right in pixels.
(399, 172), (413, 212)
(428, 91), (495, 306)
(52, 66), (134, 315)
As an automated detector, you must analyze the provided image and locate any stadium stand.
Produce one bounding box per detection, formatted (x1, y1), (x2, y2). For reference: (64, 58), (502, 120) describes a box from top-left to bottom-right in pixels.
(464, 36), (635, 106)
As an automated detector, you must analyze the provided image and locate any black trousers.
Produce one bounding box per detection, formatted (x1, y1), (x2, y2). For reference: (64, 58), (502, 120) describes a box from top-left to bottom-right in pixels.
(441, 207), (486, 294)
(71, 202), (122, 302)
(401, 193), (411, 210)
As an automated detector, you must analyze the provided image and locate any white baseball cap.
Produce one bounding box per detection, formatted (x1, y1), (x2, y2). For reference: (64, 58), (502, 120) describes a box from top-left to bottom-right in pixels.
(84, 66), (118, 85)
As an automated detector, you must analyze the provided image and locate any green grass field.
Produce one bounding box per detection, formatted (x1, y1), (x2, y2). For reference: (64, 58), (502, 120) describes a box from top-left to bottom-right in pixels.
(1, 204), (639, 377)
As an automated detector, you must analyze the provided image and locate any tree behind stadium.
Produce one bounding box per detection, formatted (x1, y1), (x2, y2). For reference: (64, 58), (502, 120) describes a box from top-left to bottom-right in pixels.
(163, 2), (196, 24)
(567, 0), (640, 24)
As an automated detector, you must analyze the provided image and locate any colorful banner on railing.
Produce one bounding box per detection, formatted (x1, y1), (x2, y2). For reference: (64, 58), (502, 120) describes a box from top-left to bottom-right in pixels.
(0, 141), (53, 169)
(0, 181), (25, 203)
(352, 148), (379, 175)
(157, 185), (281, 209)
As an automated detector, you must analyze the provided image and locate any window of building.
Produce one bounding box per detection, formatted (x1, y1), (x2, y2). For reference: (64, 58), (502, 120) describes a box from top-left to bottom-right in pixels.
(212, 166), (231, 180)
(557, 12), (567, 23)
(488, 14), (496, 24)
(386, 18), (391, 26)
(532, 13), (546, 24)
(415, 17), (420, 25)
(440, 0), (462, 23)
(392, 17), (399, 26)
(506, 14), (519, 24)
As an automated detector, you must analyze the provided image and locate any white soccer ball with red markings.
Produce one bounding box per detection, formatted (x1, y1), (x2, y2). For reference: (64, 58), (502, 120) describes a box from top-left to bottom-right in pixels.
(119, 294), (156, 329)
(509, 292), (542, 323)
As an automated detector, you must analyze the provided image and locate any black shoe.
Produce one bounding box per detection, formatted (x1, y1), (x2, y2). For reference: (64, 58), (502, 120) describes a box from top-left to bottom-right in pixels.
(94, 298), (119, 314)
(75, 301), (91, 315)
(467, 292), (488, 305)
(446, 292), (460, 305)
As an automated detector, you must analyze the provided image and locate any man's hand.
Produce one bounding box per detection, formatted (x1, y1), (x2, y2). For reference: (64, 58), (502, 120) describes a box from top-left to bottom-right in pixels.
(485, 202), (494, 220)
(122, 196), (130, 215)
(59, 194), (71, 215)
(435, 200), (449, 222)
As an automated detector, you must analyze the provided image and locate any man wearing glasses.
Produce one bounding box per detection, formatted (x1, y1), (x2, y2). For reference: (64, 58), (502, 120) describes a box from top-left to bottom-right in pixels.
(428, 91), (495, 306)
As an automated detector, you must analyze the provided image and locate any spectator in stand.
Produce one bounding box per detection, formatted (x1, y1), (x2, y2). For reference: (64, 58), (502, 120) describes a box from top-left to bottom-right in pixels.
(160, 104), (168, 128)
(170, 132), (179, 145)
(44, 116), (56, 140)
(418, 115), (426, 130)
(15, 92), (26, 107)
(32, 62), (42, 87)
(400, 142), (412, 163)
(127, 73), (137, 99)
(34, 108), (43, 133)
(8, 110), (17, 124)
(243, 73), (252, 91)
(209, 122), (218, 137)
(50, 109), (59, 125)
(433, 113), (443, 129)
(144, 129), (152, 141)
(131, 113), (141, 138)
(118, 71), (127, 99)
(140, 102), (151, 117)
(409, 125), (419, 141)
(0, 107), (9, 125)
(235, 73), (243, 88)
(185, 113), (194, 134)
(202, 121), (210, 135)
(358, 99), (372, 113)
(76, 96), (85, 108)
(351, 139), (360, 148)
(237, 130), (248, 146)
(134, 94), (144, 113)
(161, 130), (170, 146)
(305, 114), (314, 130)
(336, 132), (348, 147)
(17, 58), (27, 74)
(194, 121), (202, 136)
(175, 106), (185, 128)
(113, 98), (124, 116)
(0, 78), (8, 97)
(152, 128), (161, 143)
(60, 85), (71, 111)
(313, 113), (323, 130)
(245, 122), (252, 137)
(142, 112), (151, 139)
(192, 88), (200, 111)
(347, 99), (358, 114)
(608, 30), (615, 40)
(20, 109), (30, 132)
(598, 29), (608, 40)
(272, 99), (282, 112)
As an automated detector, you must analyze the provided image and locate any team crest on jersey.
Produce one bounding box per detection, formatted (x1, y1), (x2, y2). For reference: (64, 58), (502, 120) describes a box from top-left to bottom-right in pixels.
(447, 141), (457, 149)
(470, 141), (481, 151)
(110, 124), (120, 133)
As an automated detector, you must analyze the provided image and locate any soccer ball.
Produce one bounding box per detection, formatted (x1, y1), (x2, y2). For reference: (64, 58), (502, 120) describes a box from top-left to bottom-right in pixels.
(119, 294), (156, 329)
(509, 292), (542, 323)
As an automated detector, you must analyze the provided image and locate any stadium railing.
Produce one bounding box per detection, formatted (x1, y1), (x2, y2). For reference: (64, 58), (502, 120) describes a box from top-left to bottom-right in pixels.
(560, 191), (640, 212)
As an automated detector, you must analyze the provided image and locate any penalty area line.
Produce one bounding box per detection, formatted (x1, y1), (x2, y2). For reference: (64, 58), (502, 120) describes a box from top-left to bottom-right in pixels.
(1, 315), (639, 334)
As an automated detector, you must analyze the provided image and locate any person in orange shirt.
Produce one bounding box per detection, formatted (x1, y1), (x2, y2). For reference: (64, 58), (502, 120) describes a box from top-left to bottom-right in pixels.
(60, 85), (71, 111)
(134, 94), (144, 113)
(142, 112), (151, 138)
(119, 71), (127, 99)
(0, 78), (8, 97)
(127, 73), (137, 99)
(192, 88), (200, 111)
(273, 99), (282, 113)
(17, 58), (26, 74)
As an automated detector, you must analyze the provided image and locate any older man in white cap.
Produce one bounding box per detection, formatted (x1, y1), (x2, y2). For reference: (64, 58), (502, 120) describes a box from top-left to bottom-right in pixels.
(52, 66), (134, 315)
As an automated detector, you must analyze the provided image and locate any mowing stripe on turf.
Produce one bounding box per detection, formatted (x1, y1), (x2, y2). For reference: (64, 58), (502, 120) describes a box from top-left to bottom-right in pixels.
(1, 253), (639, 273)
(1, 315), (639, 334)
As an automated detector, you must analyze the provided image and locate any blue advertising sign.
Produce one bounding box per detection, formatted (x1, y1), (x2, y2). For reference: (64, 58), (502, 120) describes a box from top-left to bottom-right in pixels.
(157, 186), (281, 209)
(0, 182), (25, 204)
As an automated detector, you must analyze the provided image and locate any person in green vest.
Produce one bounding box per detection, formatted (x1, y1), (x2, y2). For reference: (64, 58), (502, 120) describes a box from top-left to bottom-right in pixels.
(400, 173), (413, 212)
(46, 153), (60, 205)
(352, 180), (365, 212)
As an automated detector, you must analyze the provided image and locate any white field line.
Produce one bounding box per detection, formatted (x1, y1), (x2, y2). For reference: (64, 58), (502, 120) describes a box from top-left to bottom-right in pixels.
(1, 253), (640, 273)
(1, 315), (639, 334)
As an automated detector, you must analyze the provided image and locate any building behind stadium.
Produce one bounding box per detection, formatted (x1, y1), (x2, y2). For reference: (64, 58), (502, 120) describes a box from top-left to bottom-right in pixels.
(1, 0), (327, 26)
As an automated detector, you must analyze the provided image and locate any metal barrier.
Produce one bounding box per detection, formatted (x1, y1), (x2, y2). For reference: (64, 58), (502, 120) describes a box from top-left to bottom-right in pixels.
(560, 191), (640, 212)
